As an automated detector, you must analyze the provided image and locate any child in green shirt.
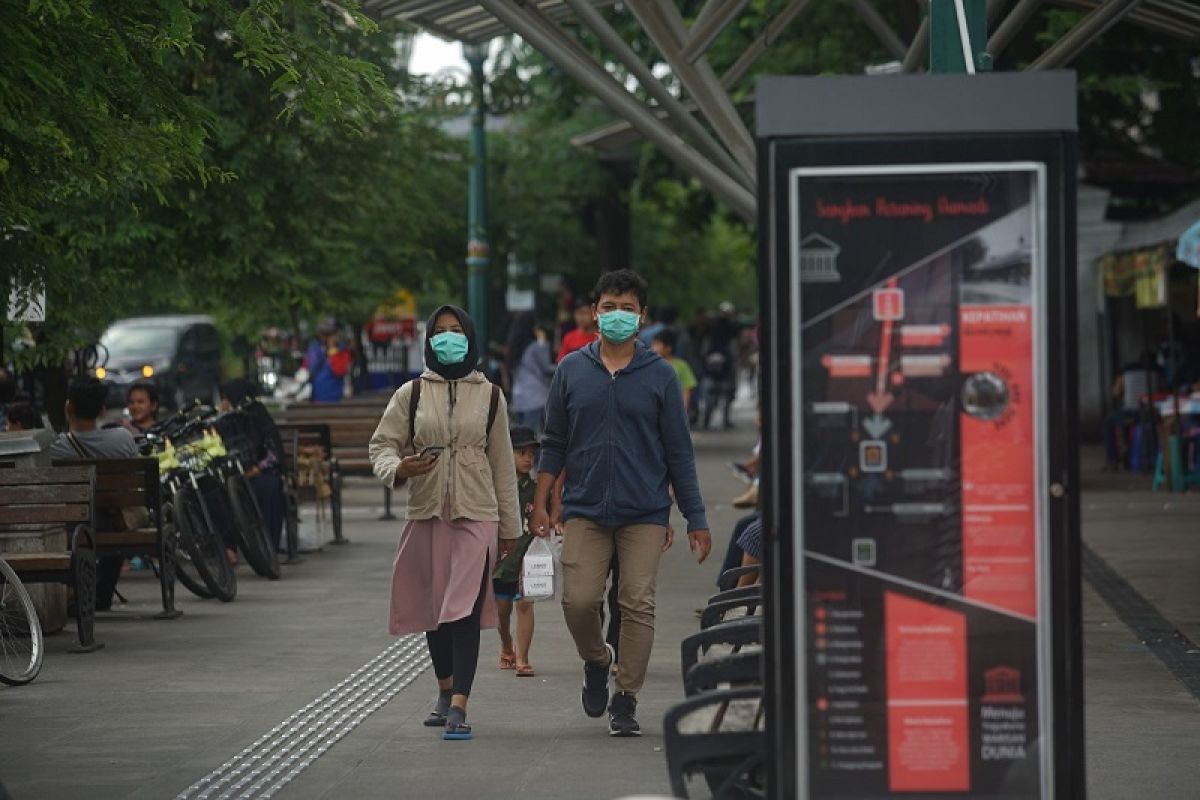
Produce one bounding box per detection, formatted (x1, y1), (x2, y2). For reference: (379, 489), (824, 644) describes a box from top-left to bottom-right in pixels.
(651, 329), (698, 409)
(493, 424), (539, 676)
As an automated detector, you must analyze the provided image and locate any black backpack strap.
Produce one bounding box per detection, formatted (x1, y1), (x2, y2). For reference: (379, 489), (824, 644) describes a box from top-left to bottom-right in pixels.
(487, 384), (500, 436)
(408, 377), (421, 453)
(66, 432), (92, 459)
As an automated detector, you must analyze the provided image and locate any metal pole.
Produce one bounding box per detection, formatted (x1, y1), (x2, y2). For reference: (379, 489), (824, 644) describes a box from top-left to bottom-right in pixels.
(953, 0), (979, 72)
(721, 0), (815, 88)
(849, 0), (909, 60)
(464, 43), (490, 347)
(1028, 0), (1143, 69)
(627, 0), (758, 176)
(567, 0), (812, 157)
(987, 0), (1042, 58)
(682, 0), (751, 62)
(902, 16), (931, 72)
(562, 0), (753, 191)
(475, 0), (757, 221)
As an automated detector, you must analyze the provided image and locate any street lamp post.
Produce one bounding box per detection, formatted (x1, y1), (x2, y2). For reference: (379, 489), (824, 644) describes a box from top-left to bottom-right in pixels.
(463, 41), (490, 349)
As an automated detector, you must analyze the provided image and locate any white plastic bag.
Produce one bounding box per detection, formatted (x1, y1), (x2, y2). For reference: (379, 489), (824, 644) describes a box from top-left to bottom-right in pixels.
(521, 534), (562, 602)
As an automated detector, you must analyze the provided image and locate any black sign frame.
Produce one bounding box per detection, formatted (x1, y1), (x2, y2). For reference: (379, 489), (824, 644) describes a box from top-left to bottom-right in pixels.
(757, 75), (1083, 800)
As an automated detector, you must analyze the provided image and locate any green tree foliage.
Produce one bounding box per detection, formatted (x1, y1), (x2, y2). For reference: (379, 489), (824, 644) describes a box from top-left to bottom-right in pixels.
(2, 2), (464, 367)
(133, 16), (466, 341)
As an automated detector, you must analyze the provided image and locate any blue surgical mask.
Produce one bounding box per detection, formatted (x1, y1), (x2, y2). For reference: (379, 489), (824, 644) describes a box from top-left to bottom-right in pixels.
(597, 310), (641, 344)
(430, 331), (469, 364)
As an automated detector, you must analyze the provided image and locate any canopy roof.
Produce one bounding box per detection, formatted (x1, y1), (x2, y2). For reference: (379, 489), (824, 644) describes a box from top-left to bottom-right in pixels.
(364, 0), (1200, 222)
(362, 0), (618, 43)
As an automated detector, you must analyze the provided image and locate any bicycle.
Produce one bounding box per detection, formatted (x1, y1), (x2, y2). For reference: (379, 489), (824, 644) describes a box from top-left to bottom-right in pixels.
(204, 424), (282, 580)
(0, 556), (44, 686)
(143, 407), (238, 602)
(149, 403), (282, 586)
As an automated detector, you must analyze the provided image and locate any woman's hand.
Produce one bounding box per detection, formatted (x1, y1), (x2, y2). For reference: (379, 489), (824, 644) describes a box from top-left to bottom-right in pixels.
(498, 538), (516, 560)
(394, 453), (438, 485)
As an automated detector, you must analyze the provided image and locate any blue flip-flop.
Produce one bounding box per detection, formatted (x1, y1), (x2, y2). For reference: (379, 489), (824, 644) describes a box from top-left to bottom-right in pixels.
(442, 707), (473, 740)
(443, 724), (473, 741)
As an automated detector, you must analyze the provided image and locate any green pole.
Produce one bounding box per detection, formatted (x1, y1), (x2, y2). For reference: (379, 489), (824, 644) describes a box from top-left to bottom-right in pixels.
(929, 0), (990, 73)
(463, 43), (490, 348)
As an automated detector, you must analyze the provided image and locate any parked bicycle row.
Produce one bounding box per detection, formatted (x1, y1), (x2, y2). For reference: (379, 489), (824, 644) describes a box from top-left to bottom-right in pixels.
(0, 378), (348, 687)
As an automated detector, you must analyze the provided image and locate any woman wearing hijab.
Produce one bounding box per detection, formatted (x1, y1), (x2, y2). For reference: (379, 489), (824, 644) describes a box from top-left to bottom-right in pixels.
(505, 311), (556, 433)
(369, 305), (521, 741)
(217, 378), (287, 553)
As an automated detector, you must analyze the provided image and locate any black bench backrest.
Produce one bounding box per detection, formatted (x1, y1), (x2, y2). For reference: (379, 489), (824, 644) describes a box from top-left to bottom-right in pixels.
(0, 466), (96, 529)
(51, 458), (160, 533)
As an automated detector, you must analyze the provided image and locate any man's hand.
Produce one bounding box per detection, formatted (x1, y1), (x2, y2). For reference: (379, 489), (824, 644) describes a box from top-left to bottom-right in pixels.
(549, 496), (564, 534)
(245, 465), (262, 479)
(498, 538), (516, 560)
(528, 506), (552, 538)
(688, 529), (712, 564)
(662, 524), (675, 553)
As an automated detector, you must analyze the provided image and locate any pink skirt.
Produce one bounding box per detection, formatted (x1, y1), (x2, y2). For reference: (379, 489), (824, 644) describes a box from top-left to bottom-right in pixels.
(388, 512), (499, 636)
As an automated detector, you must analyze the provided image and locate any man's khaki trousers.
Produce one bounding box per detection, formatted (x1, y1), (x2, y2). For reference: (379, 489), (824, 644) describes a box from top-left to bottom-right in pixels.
(561, 518), (665, 697)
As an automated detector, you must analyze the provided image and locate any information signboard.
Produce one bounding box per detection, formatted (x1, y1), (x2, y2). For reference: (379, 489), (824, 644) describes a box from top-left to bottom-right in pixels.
(797, 163), (1049, 797)
(757, 74), (1083, 800)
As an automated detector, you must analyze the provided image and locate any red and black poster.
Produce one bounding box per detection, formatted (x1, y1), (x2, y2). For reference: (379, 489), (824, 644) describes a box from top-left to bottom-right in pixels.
(791, 164), (1052, 798)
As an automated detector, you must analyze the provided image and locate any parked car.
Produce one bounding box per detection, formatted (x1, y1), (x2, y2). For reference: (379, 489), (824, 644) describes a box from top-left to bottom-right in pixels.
(97, 316), (223, 408)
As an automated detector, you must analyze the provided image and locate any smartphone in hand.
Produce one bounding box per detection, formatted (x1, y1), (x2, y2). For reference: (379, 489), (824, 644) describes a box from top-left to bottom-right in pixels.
(419, 445), (445, 460)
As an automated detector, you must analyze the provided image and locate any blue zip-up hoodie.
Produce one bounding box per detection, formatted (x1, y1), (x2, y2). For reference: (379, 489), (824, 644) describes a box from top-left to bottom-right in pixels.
(539, 340), (708, 532)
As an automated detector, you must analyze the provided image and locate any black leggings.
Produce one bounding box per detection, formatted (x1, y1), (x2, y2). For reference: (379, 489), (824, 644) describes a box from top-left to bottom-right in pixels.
(425, 559), (489, 698)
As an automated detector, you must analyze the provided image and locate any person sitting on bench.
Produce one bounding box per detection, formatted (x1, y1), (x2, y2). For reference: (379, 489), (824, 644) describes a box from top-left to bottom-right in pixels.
(50, 378), (139, 610)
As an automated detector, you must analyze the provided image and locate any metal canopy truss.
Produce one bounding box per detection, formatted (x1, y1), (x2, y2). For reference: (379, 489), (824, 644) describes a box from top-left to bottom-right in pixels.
(365, 0), (1200, 220)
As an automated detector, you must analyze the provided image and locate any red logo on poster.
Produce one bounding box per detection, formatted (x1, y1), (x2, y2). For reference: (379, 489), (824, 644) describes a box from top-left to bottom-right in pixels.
(982, 666), (1025, 704)
(873, 288), (905, 321)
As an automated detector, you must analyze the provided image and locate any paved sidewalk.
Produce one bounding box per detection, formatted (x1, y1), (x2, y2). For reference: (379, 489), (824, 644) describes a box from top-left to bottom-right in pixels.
(1, 436), (1198, 799)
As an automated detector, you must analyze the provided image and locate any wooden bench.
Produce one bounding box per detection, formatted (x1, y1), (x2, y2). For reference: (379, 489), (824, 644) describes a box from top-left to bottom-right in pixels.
(277, 423), (344, 545)
(52, 457), (180, 619)
(0, 466), (103, 652)
(276, 396), (392, 524)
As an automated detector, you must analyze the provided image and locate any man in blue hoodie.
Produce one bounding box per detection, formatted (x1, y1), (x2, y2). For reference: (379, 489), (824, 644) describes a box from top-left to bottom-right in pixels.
(531, 269), (712, 738)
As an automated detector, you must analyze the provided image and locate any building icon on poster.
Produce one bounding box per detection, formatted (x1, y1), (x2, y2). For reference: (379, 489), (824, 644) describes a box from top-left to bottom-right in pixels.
(799, 233), (842, 283)
(982, 666), (1025, 704)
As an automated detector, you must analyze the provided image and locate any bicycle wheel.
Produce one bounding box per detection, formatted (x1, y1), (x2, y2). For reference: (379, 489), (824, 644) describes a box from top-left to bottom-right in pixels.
(0, 558), (44, 686)
(283, 480), (301, 564)
(226, 474), (280, 580)
(175, 484), (237, 602)
(164, 500), (213, 600)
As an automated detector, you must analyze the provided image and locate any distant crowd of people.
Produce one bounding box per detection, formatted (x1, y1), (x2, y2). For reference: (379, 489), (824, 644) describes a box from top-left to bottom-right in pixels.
(494, 295), (757, 438)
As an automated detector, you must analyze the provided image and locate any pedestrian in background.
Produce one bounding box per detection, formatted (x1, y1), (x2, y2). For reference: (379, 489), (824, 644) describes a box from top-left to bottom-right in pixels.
(651, 329), (698, 411)
(123, 381), (160, 435)
(217, 379), (288, 553)
(506, 311), (556, 433)
(369, 305), (520, 741)
(304, 319), (351, 403)
(558, 294), (598, 363)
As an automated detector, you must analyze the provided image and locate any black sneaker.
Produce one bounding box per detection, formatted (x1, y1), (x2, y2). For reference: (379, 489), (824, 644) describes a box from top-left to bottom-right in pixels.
(608, 692), (641, 737)
(582, 643), (615, 718)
